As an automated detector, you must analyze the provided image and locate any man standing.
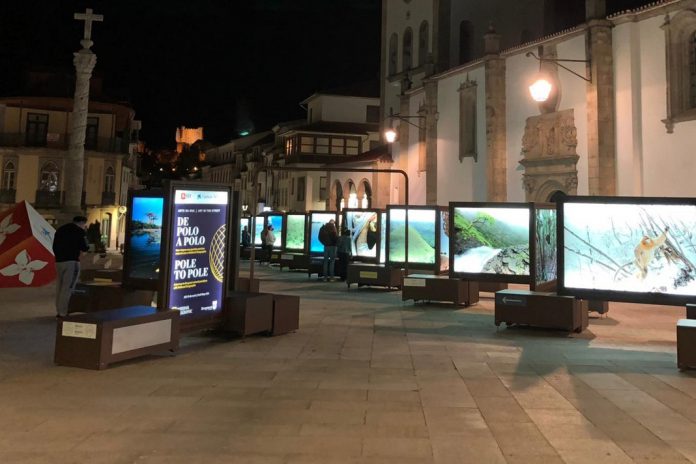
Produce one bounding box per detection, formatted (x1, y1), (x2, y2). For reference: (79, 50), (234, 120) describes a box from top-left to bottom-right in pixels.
(319, 219), (338, 281)
(262, 224), (276, 264)
(52, 216), (89, 318)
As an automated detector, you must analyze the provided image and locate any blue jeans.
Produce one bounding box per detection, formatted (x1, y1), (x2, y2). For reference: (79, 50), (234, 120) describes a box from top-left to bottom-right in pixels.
(323, 246), (337, 279)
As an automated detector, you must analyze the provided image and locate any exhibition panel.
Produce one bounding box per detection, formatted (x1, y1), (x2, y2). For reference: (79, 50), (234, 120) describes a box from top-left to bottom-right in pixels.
(240, 217), (249, 245)
(559, 196), (696, 306)
(308, 211), (339, 254)
(342, 209), (383, 262)
(285, 213), (308, 252)
(387, 205), (448, 273)
(263, 213), (284, 249)
(533, 204), (557, 291)
(160, 183), (233, 331)
(449, 202), (532, 284)
(122, 189), (165, 290)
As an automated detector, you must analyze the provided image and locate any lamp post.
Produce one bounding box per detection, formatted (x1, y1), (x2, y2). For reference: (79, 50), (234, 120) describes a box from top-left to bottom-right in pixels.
(525, 50), (591, 104)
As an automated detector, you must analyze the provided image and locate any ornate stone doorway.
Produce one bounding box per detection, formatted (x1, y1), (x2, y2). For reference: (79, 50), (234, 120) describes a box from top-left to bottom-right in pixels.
(519, 108), (579, 202)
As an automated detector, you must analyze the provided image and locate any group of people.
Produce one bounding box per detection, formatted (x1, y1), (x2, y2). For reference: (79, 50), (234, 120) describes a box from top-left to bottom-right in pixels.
(317, 218), (351, 282)
(241, 224), (276, 264)
(240, 218), (353, 281)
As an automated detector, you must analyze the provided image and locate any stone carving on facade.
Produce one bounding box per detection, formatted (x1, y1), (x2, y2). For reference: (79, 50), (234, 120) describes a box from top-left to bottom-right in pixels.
(519, 108), (579, 202)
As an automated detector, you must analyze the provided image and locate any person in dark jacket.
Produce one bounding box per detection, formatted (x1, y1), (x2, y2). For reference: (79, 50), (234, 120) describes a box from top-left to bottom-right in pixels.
(319, 219), (338, 281)
(52, 216), (89, 318)
(336, 227), (352, 281)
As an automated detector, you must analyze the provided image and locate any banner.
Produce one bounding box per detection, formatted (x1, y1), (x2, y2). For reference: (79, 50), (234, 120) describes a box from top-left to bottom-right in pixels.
(167, 189), (229, 318)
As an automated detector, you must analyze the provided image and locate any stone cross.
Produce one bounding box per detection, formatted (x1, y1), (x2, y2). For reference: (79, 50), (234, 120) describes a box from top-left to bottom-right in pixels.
(74, 8), (103, 49)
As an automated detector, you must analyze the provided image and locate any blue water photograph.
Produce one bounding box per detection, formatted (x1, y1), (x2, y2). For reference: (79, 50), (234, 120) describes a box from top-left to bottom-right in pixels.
(128, 196), (163, 280)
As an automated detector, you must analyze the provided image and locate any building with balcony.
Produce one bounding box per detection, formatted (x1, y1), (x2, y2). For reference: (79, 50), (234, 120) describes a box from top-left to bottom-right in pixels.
(0, 94), (142, 250)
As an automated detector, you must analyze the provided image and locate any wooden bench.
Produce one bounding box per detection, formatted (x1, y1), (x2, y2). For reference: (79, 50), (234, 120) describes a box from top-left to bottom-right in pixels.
(677, 319), (696, 370)
(495, 290), (588, 333)
(55, 306), (179, 370)
(347, 263), (403, 290)
(402, 274), (479, 307)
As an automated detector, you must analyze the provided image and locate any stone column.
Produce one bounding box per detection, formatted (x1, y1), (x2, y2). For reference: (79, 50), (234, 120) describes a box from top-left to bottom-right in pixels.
(424, 79), (439, 205)
(586, 1), (616, 195)
(63, 48), (97, 215)
(484, 27), (507, 202)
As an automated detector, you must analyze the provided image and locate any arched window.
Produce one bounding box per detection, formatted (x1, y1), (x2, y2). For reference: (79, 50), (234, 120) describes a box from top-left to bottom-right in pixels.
(39, 162), (59, 192)
(418, 21), (429, 67)
(2, 161), (16, 190)
(104, 166), (115, 193)
(402, 28), (413, 71)
(459, 21), (474, 64)
(358, 179), (372, 209)
(389, 33), (398, 75)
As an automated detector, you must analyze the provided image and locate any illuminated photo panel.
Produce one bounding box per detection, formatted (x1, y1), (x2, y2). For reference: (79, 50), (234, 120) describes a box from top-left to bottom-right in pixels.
(127, 196), (163, 280)
(562, 201), (696, 302)
(388, 208), (437, 264)
(344, 210), (379, 259)
(310, 212), (337, 253)
(285, 214), (306, 251)
(451, 207), (530, 276)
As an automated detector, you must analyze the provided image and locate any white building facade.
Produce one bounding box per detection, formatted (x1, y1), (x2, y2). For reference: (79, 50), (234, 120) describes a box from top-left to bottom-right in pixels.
(383, 0), (696, 205)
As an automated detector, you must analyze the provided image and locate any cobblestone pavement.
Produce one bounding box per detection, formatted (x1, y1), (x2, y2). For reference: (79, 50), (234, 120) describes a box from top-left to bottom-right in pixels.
(0, 263), (695, 464)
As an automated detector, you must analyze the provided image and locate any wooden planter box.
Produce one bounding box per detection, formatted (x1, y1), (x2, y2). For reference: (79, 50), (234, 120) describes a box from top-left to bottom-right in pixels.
(347, 263), (403, 290)
(54, 306), (179, 370)
(224, 292), (273, 336)
(265, 293), (300, 336)
(495, 290), (588, 333)
(677, 319), (696, 370)
(686, 304), (696, 320)
(68, 282), (154, 314)
(402, 274), (479, 307)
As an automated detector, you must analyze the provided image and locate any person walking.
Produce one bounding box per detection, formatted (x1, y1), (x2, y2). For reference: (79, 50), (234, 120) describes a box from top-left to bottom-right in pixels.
(318, 219), (338, 281)
(52, 216), (89, 318)
(336, 227), (352, 281)
(241, 225), (251, 249)
(262, 224), (276, 264)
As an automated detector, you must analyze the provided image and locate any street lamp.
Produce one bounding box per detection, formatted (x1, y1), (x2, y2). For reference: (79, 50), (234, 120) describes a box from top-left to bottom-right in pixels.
(529, 78), (553, 103)
(526, 50), (591, 104)
(384, 108), (425, 143)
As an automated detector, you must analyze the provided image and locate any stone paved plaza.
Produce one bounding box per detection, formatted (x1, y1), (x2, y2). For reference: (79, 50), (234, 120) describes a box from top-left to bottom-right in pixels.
(1, 263), (696, 463)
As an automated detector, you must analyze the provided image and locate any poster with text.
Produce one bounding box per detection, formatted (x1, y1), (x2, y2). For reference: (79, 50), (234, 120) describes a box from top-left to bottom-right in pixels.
(168, 189), (229, 318)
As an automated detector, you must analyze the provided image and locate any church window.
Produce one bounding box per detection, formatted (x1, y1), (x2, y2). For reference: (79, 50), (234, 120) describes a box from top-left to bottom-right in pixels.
(2, 161), (16, 190)
(418, 21), (429, 66)
(663, 10), (696, 132)
(459, 80), (478, 162)
(39, 162), (60, 192)
(104, 166), (115, 193)
(403, 28), (413, 71)
(389, 33), (398, 75)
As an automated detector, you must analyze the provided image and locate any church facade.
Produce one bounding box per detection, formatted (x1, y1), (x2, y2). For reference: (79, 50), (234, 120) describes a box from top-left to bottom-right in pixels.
(382, 0), (696, 205)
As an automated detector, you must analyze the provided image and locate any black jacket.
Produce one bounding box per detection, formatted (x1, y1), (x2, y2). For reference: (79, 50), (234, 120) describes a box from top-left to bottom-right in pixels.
(53, 223), (89, 262)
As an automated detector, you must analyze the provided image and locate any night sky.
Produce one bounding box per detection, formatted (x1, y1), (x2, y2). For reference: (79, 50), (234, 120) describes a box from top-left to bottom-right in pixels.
(1, 1), (652, 150)
(0, 0), (381, 149)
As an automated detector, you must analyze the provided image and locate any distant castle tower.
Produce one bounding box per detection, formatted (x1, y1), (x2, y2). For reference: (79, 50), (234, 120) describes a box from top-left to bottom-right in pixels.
(175, 126), (203, 153)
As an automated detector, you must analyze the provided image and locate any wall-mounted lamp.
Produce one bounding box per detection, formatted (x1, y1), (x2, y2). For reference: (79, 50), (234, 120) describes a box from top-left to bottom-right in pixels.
(525, 50), (591, 104)
(384, 108), (425, 143)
